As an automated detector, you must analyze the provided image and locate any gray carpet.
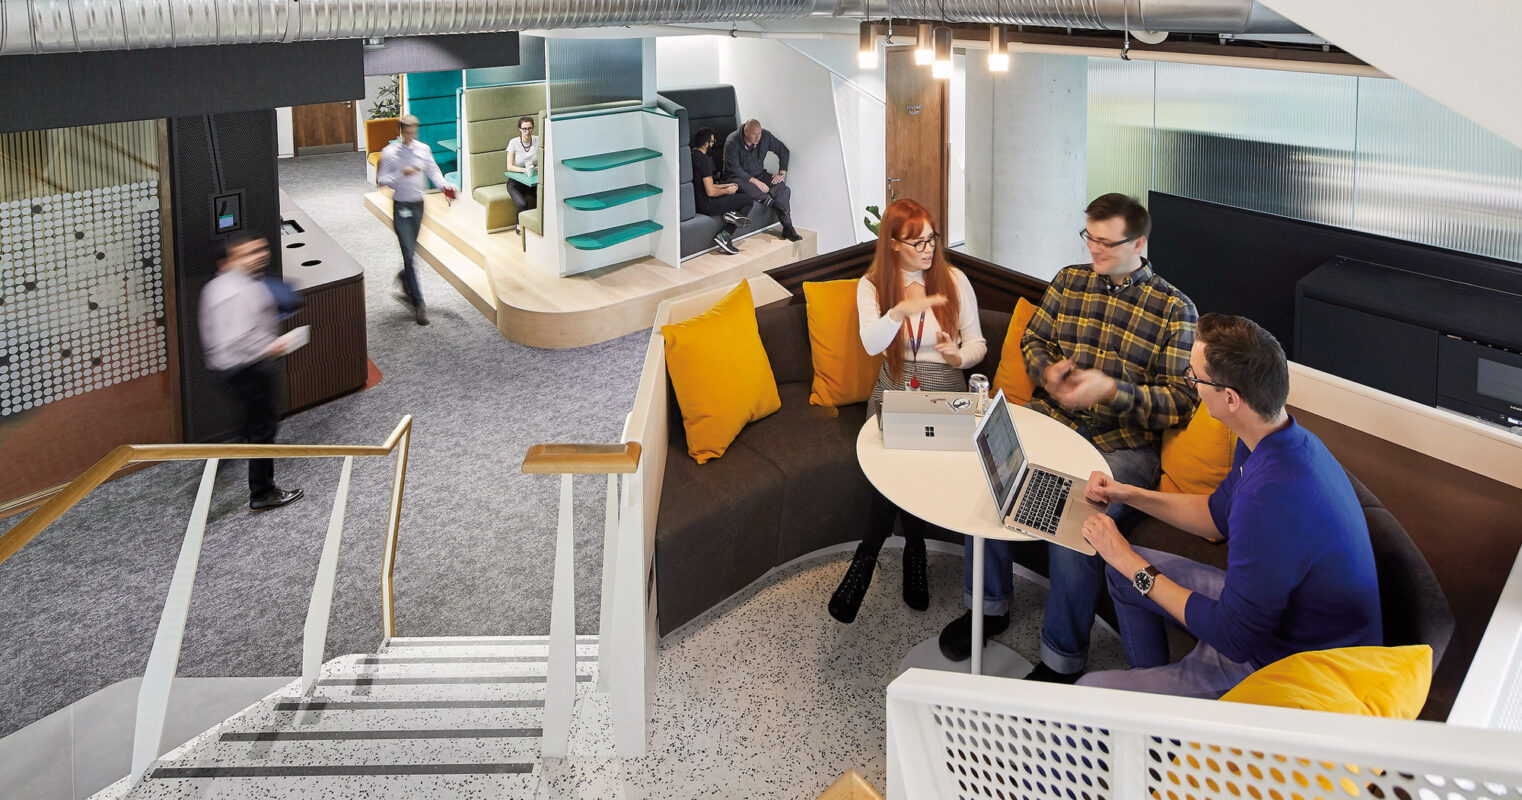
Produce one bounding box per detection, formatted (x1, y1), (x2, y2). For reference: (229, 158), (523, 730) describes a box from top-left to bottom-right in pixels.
(0, 152), (646, 737)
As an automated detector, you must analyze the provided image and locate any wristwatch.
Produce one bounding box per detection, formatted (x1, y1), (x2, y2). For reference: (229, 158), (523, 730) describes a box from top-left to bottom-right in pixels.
(1133, 564), (1161, 596)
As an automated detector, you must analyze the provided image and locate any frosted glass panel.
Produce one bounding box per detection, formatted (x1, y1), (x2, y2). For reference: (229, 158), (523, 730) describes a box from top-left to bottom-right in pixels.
(1153, 62), (1357, 226)
(1087, 58), (1154, 204)
(1354, 78), (1522, 262)
(547, 37), (642, 112)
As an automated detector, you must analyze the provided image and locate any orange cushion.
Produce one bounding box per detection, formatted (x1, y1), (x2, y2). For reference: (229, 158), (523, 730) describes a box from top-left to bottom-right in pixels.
(661, 281), (782, 464)
(990, 298), (1040, 406)
(1158, 402), (1237, 494)
(805, 280), (883, 407)
(1221, 646), (1432, 718)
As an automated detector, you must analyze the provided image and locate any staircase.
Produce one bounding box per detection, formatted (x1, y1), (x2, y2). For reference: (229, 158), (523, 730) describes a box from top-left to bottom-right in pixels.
(95, 635), (599, 799)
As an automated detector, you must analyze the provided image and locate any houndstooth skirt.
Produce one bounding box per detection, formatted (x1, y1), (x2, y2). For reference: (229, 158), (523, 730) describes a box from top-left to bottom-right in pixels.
(866, 361), (969, 425)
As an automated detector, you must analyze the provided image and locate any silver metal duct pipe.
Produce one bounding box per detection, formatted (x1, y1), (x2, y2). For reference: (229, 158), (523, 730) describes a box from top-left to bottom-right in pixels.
(854, 1), (1305, 35)
(0, 0), (1303, 56)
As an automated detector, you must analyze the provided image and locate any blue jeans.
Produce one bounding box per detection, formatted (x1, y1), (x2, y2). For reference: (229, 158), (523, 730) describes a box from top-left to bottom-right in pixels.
(963, 436), (1160, 674)
(393, 200), (425, 307)
(1076, 547), (1257, 699)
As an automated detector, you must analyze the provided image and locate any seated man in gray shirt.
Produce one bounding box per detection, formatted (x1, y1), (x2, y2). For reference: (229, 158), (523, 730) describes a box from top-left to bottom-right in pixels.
(723, 119), (802, 242)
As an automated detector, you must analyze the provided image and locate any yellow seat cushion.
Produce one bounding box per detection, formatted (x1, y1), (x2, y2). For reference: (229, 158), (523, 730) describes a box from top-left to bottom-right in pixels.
(804, 280), (883, 407)
(367, 152), (382, 167)
(1158, 402), (1237, 494)
(991, 298), (1040, 406)
(1220, 645), (1432, 718)
(662, 281), (782, 464)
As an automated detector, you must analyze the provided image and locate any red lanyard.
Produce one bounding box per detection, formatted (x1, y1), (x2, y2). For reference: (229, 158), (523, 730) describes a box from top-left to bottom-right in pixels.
(906, 311), (926, 390)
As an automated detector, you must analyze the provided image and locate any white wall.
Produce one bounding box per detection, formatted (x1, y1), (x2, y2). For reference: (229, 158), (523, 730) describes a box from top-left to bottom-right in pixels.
(276, 107), (294, 159)
(708, 35), (885, 254)
(655, 36), (722, 89)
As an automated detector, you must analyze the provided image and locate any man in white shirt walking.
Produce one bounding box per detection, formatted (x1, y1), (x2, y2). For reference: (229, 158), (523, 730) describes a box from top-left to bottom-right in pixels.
(198, 232), (303, 512)
(376, 114), (456, 326)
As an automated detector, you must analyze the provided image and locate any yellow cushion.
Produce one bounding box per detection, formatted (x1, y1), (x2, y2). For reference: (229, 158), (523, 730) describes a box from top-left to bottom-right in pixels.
(1220, 646), (1432, 719)
(804, 280), (883, 408)
(662, 281), (782, 464)
(1158, 403), (1237, 494)
(990, 298), (1040, 406)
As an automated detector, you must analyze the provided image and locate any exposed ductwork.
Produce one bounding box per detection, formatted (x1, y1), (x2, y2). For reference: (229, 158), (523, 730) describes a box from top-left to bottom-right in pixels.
(0, 0), (1303, 56)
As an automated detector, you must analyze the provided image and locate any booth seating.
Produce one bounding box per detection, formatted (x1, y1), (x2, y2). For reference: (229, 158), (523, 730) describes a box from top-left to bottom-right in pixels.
(654, 302), (1455, 675)
(364, 117), (398, 170)
(403, 71), (461, 178)
(655, 85), (778, 259)
(462, 83), (546, 232)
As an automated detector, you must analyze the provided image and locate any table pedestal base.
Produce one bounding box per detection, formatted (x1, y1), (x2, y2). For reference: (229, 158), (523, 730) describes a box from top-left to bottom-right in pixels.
(897, 636), (1034, 678)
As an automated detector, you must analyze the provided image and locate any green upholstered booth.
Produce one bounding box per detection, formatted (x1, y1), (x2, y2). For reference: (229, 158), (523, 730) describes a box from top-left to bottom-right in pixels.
(462, 82), (547, 232)
(403, 71), (462, 179)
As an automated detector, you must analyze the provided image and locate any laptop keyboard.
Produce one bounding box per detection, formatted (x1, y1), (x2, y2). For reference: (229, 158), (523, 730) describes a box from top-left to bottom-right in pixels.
(1014, 470), (1071, 536)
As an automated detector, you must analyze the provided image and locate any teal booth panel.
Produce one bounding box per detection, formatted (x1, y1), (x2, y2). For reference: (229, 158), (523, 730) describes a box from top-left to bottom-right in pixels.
(418, 122), (455, 147)
(406, 70), (463, 100)
(407, 95), (455, 122)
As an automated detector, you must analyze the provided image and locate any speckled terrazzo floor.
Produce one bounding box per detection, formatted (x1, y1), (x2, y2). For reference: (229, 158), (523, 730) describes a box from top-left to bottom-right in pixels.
(542, 545), (1125, 799)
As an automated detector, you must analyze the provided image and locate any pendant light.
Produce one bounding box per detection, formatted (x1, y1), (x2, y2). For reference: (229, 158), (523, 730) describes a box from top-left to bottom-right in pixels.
(915, 22), (934, 65)
(988, 24), (1010, 72)
(931, 25), (953, 79)
(858, 20), (878, 69)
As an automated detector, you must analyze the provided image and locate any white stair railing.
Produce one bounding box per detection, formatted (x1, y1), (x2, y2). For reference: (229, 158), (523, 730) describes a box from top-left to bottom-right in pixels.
(0, 417), (415, 788)
(521, 442), (642, 758)
(1451, 547), (1522, 731)
(887, 667), (1522, 800)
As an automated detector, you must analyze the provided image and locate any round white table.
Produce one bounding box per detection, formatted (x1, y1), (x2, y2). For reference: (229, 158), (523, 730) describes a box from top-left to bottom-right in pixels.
(857, 402), (1111, 677)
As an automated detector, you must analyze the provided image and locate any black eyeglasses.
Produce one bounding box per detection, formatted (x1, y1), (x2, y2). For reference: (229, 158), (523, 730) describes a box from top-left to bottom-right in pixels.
(1183, 365), (1234, 392)
(520, 126), (534, 132)
(894, 232), (940, 253)
(1080, 229), (1140, 249)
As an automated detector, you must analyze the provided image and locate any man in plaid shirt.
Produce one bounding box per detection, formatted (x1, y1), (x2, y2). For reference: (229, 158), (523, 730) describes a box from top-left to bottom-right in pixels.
(939, 194), (1199, 680)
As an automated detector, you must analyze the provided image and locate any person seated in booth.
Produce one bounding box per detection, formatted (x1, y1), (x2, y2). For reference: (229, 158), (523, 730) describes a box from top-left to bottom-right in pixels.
(690, 127), (755, 255)
(829, 198), (986, 624)
(1077, 313), (1383, 698)
(723, 118), (802, 242)
(939, 193), (1198, 680)
(504, 115), (539, 218)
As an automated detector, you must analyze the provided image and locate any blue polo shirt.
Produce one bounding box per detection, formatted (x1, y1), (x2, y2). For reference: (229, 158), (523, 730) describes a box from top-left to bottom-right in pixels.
(1183, 416), (1382, 668)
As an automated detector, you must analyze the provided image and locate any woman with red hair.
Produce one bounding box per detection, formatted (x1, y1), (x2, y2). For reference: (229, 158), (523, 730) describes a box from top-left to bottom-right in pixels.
(829, 199), (987, 624)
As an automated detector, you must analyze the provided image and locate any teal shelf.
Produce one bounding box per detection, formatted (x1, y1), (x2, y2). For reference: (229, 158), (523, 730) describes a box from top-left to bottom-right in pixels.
(438, 138), (459, 151)
(564, 184), (662, 211)
(566, 220), (663, 251)
(562, 148), (660, 172)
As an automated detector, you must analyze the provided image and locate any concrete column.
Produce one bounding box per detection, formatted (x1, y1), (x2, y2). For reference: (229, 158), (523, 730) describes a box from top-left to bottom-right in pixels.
(963, 53), (1088, 283)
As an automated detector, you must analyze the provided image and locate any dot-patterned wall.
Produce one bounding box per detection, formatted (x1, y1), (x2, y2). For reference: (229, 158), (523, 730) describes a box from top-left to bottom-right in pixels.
(0, 183), (168, 416)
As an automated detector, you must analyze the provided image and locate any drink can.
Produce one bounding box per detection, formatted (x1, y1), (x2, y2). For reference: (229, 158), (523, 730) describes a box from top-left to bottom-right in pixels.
(968, 373), (990, 414)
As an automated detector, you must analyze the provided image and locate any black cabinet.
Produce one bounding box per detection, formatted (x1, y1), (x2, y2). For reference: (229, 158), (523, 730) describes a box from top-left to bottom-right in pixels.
(1297, 298), (1438, 405)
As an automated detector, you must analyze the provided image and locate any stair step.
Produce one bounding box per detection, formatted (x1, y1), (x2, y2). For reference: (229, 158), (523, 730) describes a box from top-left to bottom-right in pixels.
(150, 763), (536, 778)
(355, 654), (597, 665)
(219, 727), (541, 742)
(129, 771), (539, 798)
(383, 635), (596, 646)
(375, 643), (597, 660)
(323, 660), (583, 679)
(272, 699), (544, 712)
(235, 702), (544, 733)
(161, 732), (542, 767)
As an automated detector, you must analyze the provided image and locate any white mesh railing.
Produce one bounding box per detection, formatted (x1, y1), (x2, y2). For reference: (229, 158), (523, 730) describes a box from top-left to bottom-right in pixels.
(888, 668), (1522, 800)
(1451, 549), (1522, 732)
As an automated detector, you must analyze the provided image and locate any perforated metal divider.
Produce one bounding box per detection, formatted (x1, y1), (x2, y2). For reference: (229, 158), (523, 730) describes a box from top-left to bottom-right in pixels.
(888, 670), (1522, 800)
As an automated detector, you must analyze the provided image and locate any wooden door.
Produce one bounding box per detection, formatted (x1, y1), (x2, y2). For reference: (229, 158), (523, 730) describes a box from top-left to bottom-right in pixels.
(292, 101), (357, 155)
(886, 47), (949, 229)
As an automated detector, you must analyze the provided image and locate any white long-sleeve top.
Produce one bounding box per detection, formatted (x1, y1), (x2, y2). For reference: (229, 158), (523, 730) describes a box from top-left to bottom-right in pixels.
(200, 268), (277, 372)
(857, 267), (986, 369)
(376, 140), (450, 203)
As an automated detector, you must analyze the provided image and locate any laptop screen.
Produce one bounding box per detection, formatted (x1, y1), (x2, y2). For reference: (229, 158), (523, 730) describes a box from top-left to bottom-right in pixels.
(974, 391), (1027, 511)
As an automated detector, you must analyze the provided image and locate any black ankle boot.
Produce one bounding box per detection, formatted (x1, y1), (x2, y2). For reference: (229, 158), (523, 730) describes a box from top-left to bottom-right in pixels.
(829, 553), (877, 624)
(902, 538), (928, 611)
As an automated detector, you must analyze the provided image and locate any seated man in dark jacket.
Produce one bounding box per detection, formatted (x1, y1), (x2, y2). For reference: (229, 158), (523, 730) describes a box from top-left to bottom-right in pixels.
(1077, 313), (1383, 698)
(723, 118), (801, 242)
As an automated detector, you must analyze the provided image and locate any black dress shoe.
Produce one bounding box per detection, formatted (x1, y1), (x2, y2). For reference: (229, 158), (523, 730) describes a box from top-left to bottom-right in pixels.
(902, 538), (929, 611)
(828, 554), (877, 624)
(937, 609), (1010, 662)
(250, 487), (304, 512)
(780, 227), (803, 242)
(1024, 663), (1083, 684)
(415, 305), (430, 326)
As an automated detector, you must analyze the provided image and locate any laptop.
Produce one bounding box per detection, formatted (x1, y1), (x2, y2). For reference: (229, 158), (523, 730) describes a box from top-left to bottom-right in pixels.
(973, 390), (1103, 555)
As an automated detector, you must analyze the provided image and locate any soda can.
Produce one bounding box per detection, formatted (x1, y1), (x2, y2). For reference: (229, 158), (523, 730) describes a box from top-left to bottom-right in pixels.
(968, 373), (990, 414)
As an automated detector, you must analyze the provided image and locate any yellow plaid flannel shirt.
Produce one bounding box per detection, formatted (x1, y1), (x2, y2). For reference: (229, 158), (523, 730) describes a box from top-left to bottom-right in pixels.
(1021, 261), (1198, 453)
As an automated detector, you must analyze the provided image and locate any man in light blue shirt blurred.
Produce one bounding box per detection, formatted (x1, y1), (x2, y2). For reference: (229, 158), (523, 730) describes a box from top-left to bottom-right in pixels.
(377, 114), (455, 326)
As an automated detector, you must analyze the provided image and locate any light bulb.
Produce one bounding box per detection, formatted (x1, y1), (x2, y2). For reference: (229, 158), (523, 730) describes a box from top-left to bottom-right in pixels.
(932, 59), (953, 79)
(858, 21), (878, 69)
(988, 25), (1010, 72)
(932, 25), (952, 78)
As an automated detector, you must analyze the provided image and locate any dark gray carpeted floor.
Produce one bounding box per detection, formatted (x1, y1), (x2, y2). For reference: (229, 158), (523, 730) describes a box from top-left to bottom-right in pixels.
(0, 152), (645, 737)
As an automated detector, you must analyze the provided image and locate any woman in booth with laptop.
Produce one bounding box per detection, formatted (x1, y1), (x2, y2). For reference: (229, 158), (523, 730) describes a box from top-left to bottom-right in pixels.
(829, 198), (987, 624)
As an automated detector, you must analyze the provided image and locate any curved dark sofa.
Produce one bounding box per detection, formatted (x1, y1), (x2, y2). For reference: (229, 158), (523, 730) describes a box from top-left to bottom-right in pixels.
(653, 302), (1454, 673)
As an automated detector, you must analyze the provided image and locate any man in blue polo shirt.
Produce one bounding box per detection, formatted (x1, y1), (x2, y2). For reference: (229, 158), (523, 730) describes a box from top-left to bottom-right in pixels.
(1075, 313), (1382, 698)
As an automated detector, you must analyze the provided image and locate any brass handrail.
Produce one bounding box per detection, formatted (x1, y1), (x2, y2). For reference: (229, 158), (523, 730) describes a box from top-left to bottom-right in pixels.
(0, 416), (414, 635)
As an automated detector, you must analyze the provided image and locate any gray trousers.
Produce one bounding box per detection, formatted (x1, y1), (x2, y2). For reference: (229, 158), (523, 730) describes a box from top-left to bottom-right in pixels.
(735, 171), (792, 224)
